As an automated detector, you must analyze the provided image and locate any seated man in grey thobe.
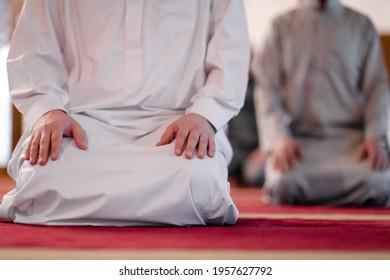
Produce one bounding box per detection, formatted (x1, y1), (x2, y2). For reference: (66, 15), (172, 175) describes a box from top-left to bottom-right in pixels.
(0, 0), (250, 225)
(253, 0), (390, 206)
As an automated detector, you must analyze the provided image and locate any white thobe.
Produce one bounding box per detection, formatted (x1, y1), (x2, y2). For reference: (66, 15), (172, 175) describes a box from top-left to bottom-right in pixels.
(0, 0), (250, 225)
(254, 0), (390, 206)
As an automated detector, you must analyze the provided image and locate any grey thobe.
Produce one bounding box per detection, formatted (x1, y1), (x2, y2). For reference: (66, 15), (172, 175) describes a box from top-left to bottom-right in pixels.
(253, 0), (390, 206)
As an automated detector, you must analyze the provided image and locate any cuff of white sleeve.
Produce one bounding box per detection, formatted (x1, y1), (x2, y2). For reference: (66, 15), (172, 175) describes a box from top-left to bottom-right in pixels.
(24, 95), (67, 131)
(186, 96), (233, 132)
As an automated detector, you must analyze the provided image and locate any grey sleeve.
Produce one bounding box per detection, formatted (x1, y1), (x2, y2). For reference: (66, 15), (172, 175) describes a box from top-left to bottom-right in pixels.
(360, 21), (389, 140)
(252, 21), (291, 154)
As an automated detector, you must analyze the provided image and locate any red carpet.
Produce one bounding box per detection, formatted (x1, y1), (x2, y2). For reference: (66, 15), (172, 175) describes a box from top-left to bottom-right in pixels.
(231, 184), (390, 215)
(1, 175), (390, 258)
(0, 218), (389, 251)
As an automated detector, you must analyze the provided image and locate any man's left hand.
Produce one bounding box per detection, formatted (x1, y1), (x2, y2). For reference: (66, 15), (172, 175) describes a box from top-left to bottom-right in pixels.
(156, 113), (216, 159)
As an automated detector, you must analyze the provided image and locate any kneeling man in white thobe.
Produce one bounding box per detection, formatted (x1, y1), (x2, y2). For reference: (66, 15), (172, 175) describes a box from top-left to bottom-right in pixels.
(0, 0), (250, 226)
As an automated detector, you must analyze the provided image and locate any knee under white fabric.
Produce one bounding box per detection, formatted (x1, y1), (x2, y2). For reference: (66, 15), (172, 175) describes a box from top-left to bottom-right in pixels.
(0, 114), (238, 226)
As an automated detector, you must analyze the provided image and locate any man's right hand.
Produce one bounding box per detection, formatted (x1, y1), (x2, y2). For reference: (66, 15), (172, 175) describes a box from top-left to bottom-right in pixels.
(272, 136), (304, 172)
(25, 110), (87, 166)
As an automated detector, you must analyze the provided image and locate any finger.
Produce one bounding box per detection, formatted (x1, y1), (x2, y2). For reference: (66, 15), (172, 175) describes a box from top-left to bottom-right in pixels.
(38, 131), (51, 165)
(207, 136), (216, 158)
(372, 157), (380, 170)
(184, 132), (199, 159)
(295, 144), (304, 160)
(50, 128), (64, 161)
(29, 134), (41, 165)
(156, 126), (175, 146)
(281, 155), (289, 172)
(376, 152), (387, 170)
(285, 147), (296, 170)
(368, 148), (379, 169)
(197, 134), (207, 159)
(378, 156), (385, 170)
(25, 136), (33, 161)
(273, 152), (283, 171)
(356, 145), (366, 161)
(72, 121), (88, 150)
(276, 153), (288, 172)
(174, 129), (188, 156)
(372, 150), (382, 169)
(273, 153), (280, 170)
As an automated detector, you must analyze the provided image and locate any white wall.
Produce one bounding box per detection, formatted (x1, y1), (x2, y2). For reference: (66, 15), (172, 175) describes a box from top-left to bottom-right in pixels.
(244, 0), (294, 50)
(343, 0), (390, 32)
(244, 0), (390, 50)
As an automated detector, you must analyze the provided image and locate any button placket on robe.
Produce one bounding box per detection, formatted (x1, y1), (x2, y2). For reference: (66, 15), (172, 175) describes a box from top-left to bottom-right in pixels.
(124, 0), (143, 86)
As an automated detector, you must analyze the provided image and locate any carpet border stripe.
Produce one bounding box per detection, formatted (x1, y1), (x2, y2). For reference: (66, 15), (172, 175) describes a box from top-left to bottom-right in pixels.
(0, 249), (389, 260)
(239, 213), (390, 220)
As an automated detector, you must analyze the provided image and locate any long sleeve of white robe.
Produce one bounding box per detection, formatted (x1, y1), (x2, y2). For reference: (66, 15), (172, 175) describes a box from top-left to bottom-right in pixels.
(7, 0), (69, 131)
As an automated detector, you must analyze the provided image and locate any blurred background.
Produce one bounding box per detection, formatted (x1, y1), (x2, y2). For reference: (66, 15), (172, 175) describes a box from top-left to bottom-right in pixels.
(1, 0), (389, 173)
(243, 0), (390, 78)
(244, 0), (390, 49)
